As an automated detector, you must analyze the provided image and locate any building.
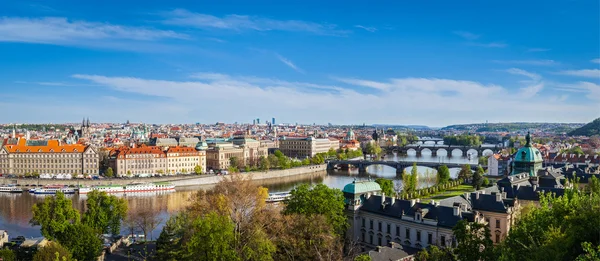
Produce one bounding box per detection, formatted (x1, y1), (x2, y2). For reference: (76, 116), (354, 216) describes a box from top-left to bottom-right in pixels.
(0, 139), (99, 176)
(206, 142), (247, 171)
(149, 138), (178, 148)
(488, 154), (511, 176)
(231, 137), (268, 166)
(278, 136), (339, 158)
(0, 230), (8, 248)
(511, 133), (543, 176)
(165, 146), (205, 175)
(109, 146), (167, 176)
(176, 137), (200, 148)
(344, 180), (485, 251)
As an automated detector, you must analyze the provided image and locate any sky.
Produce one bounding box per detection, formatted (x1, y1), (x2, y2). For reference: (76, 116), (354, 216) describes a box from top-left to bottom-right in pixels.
(0, 1), (599, 127)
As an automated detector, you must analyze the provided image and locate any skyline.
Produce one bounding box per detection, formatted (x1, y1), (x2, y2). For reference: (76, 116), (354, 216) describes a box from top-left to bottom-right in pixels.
(1, 1), (599, 126)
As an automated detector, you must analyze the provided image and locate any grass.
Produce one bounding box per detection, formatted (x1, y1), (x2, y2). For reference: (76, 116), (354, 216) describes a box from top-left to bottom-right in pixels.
(421, 184), (475, 201)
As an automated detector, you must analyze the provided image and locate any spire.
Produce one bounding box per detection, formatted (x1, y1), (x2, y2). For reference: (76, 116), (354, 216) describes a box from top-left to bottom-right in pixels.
(82, 117), (86, 127)
(86, 117), (90, 127)
(525, 132), (532, 147)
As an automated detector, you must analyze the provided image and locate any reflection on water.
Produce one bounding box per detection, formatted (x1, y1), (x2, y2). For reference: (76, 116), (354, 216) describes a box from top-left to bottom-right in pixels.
(0, 153), (475, 238)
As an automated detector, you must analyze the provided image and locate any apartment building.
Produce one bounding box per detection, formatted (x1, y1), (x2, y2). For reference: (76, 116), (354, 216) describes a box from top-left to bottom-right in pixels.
(0, 139), (99, 176)
(205, 142), (247, 171)
(109, 146), (167, 176)
(165, 146), (206, 174)
(278, 136), (339, 158)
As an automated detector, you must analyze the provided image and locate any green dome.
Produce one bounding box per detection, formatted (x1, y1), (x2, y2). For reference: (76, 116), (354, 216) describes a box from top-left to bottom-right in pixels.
(343, 180), (381, 194)
(514, 132), (543, 163)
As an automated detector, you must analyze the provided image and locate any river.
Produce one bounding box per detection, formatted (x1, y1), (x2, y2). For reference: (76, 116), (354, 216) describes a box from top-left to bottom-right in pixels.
(0, 151), (477, 239)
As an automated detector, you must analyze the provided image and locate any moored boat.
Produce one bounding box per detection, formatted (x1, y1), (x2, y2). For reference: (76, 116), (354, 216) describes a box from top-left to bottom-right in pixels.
(266, 192), (291, 203)
(78, 185), (124, 194)
(0, 184), (23, 193)
(123, 182), (175, 193)
(33, 185), (76, 195)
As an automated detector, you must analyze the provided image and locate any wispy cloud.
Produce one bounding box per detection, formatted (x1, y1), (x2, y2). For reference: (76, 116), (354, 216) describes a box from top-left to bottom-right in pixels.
(354, 25), (377, 32)
(0, 17), (188, 49)
(505, 68), (542, 81)
(492, 59), (559, 66)
(470, 42), (508, 48)
(332, 77), (390, 91)
(555, 82), (600, 101)
(453, 31), (480, 40)
(557, 69), (600, 78)
(14, 81), (100, 87)
(505, 68), (544, 97)
(276, 54), (304, 73)
(527, 48), (551, 52)
(163, 9), (349, 36)
(591, 58), (600, 64)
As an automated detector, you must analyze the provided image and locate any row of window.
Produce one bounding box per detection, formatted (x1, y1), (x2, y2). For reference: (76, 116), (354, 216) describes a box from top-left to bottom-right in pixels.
(362, 218), (447, 247)
(6, 153), (91, 158)
(6, 159), (94, 164)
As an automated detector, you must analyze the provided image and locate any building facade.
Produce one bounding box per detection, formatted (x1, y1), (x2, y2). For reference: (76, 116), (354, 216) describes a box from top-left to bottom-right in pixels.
(231, 137), (268, 166)
(0, 139), (99, 176)
(165, 146), (205, 175)
(109, 146), (167, 176)
(205, 143), (247, 171)
(278, 136), (339, 158)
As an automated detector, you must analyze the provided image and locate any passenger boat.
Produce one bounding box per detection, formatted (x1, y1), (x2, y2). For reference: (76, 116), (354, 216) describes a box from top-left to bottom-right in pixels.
(78, 185), (124, 194)
(0, 184), (23, 193)
(266, 192), (291, 203)
(123, 182), (175, 193)
(33, 185), (76, 195)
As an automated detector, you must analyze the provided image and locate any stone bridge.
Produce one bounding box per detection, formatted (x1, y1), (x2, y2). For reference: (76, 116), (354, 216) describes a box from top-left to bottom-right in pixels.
(327, 160), (479, 174)
(385, 144), (502, 157)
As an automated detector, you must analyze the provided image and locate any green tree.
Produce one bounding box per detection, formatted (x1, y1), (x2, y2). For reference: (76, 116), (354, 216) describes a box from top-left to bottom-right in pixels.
(586, 175), (600, 195)
(458, 164), (472, 182)
(105, 167), (114, 178)
(576, 242), (600, 261)
(354, 253), (372, 261)
(193, 165), (203, 175)
(274, 150), (285, 158)
(267, 154), (279, 169)
(327, 148), (337, 158)
(126, 170), (132, 176)
(33, 241), (73, 261)
(311, 153), (325, 164)
(259, 156), (270, 171)
(156, 213), (190, 261)
(57, 224), (103, 261)
(0, 249), (16, 261)
(479, 156), (489, 166)
(82, 190), (128, 235)
(472, 166), (484, 190)
(301, 158), (311, 166)
(415, 245), (456, 261)
(453, 219), (496, 261)
(483, 177), (490, 187)
(229, 157), (239, 169)
(184, 212), (240, 261)
(375, 178), (394, 196)
(437, 165), (451, 185)
(284, 184), (348, 235)
(30, 191), (81, 240)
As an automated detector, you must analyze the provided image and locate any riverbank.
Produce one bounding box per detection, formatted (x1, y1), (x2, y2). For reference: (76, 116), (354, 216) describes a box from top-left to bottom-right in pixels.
(1, 165), (327, 188)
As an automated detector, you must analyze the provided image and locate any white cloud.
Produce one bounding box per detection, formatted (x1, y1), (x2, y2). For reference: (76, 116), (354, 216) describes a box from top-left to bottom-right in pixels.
(470, 42), (508, 48)
(355, 25), (377, 32)
(0, 17), (188, 45)
(453, 31), (480, 40)
(55, 72), (597, 125)
(505, 68), (542, 81)
(591, 58), (600, 64)
(163, 9), (349, 36)
(557, 69), (600, 78)
(527, 48), (551, 52)
(276, 54), (304, 73)
(505, 68), (544, 97)
(492, 59), (559, 66)
(555, 82), (600, 102)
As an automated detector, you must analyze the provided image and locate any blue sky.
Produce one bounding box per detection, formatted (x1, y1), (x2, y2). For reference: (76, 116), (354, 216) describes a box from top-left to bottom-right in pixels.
(0, 1), (599, 126)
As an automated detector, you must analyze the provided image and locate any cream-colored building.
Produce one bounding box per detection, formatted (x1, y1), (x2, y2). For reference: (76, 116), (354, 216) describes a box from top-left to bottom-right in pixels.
(231, 138), (268, 166)
(0, 139), (99, 176)
(206, 142), (247, 171)
(278, 136), (339, 158)
(109, 146), (167, 176)
(165, 146), (206, 174)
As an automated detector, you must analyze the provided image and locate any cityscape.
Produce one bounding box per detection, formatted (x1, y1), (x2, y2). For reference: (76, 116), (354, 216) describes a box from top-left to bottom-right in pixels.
(1, 1), (599, 261)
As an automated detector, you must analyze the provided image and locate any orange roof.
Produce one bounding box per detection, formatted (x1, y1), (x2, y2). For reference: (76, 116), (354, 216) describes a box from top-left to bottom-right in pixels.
(166, 146), (198, 153)
(4, 139), (88, 153)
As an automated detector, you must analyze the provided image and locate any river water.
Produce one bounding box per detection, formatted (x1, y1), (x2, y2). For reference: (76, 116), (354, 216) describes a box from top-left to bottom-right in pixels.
(0, 151), (476, 238)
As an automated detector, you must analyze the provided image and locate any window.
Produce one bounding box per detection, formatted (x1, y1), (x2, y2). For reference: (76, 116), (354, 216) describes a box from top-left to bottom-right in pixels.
(362, 218), (365, 228)
(370, 235), (373, 244)
(416, 231), (421, 242)
(387, 224), (391, 234)
(428, 233), (433, 244)
(378, 236), (382, 246)
(441, 235), (446, 247)
(361, 232), (365, 242)
(396, 226), (400, 236)
(405, 228), (410, 239)
(378, 222), (382, 232)
(496, 220), (501, 228)
(495, 234), (500, 243)
(370, 220), (373, 229)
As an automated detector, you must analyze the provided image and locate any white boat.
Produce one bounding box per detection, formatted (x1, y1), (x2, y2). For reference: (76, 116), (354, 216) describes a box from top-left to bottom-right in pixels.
(78, 185), (124, 194)
(123, 182), (175, 193)
(0, 184), (22, 193)
(266, 192), (291, 203)
(33, 185), (76, 195)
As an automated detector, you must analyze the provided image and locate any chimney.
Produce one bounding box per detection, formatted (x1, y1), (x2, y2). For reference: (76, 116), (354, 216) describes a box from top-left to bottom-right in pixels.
(391, 196), (395, 205)
(453, 206), (461, 217)
(502, 192), (507, 199)
(475, 191), (480, 200)
(381, 193), (386, 205)
(416, 198), (420, 203)
(366, 193), (371, 199)
(430, 200), (435, 205)
(533, 184), (537, 191)
(461, 203), (467, 212)
(464, 192), (469, 199)
(496, 193), (502, 202)
(410, 199), (416, 207)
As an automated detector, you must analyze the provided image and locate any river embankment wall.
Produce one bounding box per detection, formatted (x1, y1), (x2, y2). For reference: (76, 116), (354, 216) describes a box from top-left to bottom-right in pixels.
(3, 165), (327, 188)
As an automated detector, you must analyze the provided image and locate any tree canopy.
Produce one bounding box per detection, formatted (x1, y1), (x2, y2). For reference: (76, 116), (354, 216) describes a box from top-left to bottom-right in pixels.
(30, 191), (80, 240)
(443, 134), (482, 146)
(568, 118), (600, 136)
(82, 190), (128, 235)
(375, 178), (395, 196)
(33, 241), (73, 261)
(437, 165), (451, 185)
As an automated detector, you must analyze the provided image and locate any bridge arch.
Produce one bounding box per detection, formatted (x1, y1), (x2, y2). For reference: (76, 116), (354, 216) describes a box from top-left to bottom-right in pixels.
(482, 149), (494, 156)
(436, 141), (444, 145)
(466, 149), (479, 157)
(406, 148), (417, 155)
(421, 148), (433, 156)
(436, 148), (448, 156)
(423, 141), (436, 145)
(450, 148), (463, 157)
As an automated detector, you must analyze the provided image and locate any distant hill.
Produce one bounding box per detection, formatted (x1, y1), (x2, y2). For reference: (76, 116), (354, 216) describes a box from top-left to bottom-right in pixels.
(568, 118), (600, 136)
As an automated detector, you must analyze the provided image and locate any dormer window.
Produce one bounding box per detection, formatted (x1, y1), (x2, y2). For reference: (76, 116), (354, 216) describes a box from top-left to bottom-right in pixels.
(416, 213), (421, 221)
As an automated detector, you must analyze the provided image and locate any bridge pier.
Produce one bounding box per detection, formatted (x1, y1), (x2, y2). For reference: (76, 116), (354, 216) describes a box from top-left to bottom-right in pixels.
(431, 150), (437, 157)
(395, 164), (406, 175)
(358, 164), (367, 174)
(416, 150), (421, 157)
(327, 162), (335, 171)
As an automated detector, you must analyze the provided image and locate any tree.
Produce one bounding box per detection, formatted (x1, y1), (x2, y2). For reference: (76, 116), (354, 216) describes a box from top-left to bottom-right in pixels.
(415, 245), (456, 261)
(301, 158), (311, 166)
(259, 156), (270, 171)
(268, 154), (279, 169)
(453, 219), (496, 261)
(472, 166), (484, 190)
(82, 190), (128, 235)
(30, 191), (81, 240)
(284, 183), (348, 235)
(105, 167), (114, 178)
(274, 150), (285, 158)
(586, 175), (600, 195)
(0, 249), (16, 261)
(134, 208), (162, 241)
(576, 242), (600, 261)
(194, 165), (203, 175)
(479, 156), (489, 166)
(437, 165), (451, 185)
(375, 178), (394, 196)
(156, 213), (190, 261)
(458, 164), (472, 183)
(33, 241), (73, 261)
(127, 170), (132, 176)
(183, 212), (240, 261)
(483, 177), (490, 187)
(57, 224), (103, 261)
(354, 254), (372, 261)
(327, 148), (337, 158)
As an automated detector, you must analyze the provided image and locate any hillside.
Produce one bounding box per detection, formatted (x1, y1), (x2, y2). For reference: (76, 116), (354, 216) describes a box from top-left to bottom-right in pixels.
(568, 118), (600, 136)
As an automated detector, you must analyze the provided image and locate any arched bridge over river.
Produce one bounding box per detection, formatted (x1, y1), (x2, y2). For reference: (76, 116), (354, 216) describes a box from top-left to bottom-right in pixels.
(327, 160), (479, 174)
(385, 144), (503, 157)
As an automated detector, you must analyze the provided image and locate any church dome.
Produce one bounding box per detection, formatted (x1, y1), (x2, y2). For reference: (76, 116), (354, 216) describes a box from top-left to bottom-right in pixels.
(514, 133), (543, 163)
(343, 179), (381, 194)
